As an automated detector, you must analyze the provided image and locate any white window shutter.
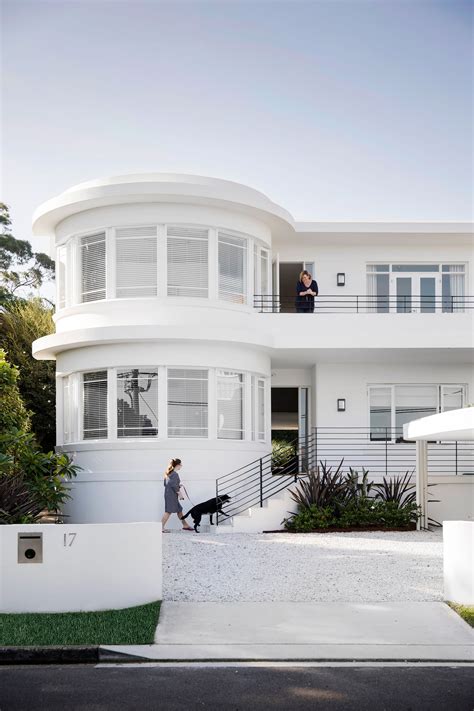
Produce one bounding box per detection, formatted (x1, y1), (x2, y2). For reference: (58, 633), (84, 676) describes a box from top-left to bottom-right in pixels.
(115, 227), (158, 298)
(217, 371), (244, 440)
(167, 226), (209, 298)
(218, 232), (247, 303)
(83, 371), (108, 439)
(117, 368), (158, 437)
(81, 233), (106, 302)
(63, 376), (71, 443)
(168, 369), (208, 437)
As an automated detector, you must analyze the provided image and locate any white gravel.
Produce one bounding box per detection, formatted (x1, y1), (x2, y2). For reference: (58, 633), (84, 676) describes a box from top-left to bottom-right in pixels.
(163, 530), (443, 603)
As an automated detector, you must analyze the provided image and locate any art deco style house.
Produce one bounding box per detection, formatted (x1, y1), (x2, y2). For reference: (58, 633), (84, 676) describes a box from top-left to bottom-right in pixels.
(32, 174), (474, 531)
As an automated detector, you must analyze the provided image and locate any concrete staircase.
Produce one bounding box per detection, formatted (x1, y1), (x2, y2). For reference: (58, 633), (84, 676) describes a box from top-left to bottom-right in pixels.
(213, 487), (295, 534)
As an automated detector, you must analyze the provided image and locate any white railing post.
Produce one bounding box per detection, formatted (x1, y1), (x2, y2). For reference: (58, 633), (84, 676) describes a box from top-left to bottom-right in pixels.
(416, 440), (428, 530)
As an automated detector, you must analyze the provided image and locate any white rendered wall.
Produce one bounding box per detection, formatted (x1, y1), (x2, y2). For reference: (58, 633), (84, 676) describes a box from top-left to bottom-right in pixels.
(57, 341), (271, 525)
(443, 521), (474, 605)
(0, 523), (162, 613)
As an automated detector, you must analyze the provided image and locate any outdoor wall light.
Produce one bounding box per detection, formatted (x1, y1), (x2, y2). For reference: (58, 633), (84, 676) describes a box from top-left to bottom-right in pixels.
(337, 272), (345, 286)
(337, 398), (346, 412)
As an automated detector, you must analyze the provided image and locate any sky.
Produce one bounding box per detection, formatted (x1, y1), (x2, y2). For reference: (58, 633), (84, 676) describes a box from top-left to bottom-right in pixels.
(1, 0), (473, 257)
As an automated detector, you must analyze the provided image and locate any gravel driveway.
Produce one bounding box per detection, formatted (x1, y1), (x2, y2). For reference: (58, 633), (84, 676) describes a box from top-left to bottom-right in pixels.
(163, 530), (443, 602)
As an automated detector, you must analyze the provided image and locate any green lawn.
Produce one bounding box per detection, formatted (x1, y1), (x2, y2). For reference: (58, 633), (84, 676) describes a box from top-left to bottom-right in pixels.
(0, 601), (161, 646)
(448, 603), (474, 627)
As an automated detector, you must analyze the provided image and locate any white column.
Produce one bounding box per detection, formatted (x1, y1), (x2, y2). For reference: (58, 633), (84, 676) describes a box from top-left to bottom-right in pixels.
(416, 440), (428, 530)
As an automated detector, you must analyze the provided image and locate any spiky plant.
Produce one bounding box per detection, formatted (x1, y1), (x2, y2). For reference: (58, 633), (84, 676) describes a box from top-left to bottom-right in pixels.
(288, 459), (347, 511)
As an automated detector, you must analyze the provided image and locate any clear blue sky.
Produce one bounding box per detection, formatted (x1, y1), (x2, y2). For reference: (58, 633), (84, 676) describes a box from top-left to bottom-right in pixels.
(2, 0), (472, 254)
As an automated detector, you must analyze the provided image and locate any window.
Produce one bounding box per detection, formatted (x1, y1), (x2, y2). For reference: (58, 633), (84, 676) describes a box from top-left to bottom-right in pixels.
(217, 371), (244, 439)
(83, 371), (108, 439)
(367, 263), (466, 313)
(168, 369), (208, 437)
(115, 227), (157, 298)
(57, 245), (67, 309)
(257, 378), (265, 441)
(63, 376), (72, 443)
(117, 369), (158, 437)
(442, 265), (465, 312)
(369, 384), (466, 441)
(167, 226), (208, 298)
(81, 233), (106, 302)
(218, 232), (247, 303)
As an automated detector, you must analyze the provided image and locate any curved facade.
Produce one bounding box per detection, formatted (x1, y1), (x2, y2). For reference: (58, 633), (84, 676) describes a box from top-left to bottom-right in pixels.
(33, 174), (293, 523)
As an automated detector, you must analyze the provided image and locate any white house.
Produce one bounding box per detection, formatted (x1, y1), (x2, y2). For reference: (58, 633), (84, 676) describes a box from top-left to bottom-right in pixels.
(32, 173), (474, 530)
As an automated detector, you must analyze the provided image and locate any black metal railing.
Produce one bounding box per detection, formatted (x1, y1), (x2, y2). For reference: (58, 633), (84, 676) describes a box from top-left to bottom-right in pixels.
(215, 432), (316, 523)
(253, 294), (473, 314)
(215, 427), (474, 524)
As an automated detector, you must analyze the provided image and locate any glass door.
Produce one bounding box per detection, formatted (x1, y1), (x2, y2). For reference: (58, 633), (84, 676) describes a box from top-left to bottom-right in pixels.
(395, 273), (440, 312)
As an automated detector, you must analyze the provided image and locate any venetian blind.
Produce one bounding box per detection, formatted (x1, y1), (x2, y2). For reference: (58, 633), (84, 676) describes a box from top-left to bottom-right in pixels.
(217, 371), (244, 440)
(81, 233), (106, 302)
(167, 226), (208, 298)
(115, 227), (158, 298)
(218, 232), (247, 303)
(117, 368), (158, 437)
(83, 371), (108, 439)
(168, 369), (208, 437)
(57, 245), (67, 309)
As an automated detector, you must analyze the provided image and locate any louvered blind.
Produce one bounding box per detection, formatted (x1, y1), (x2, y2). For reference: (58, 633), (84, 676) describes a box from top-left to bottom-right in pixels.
(83, 371), (108, 439)
(81, 233), (106, 302)
(117, 368), (158, 437)
(167, 226), (208, 298)
(217, 371), (244, 440)
(115, 227), (158, 298)
(218, 232), (247, 303)
(57, 245), (67, 309)
(168, 369), (208, 437)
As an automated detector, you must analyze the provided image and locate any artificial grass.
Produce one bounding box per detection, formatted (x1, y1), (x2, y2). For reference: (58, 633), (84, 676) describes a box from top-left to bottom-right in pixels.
(0, 600), (161, 647)
(448, 603), (474, 628)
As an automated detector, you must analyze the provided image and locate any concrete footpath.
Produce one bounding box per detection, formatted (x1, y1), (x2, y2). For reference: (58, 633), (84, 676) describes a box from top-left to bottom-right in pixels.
(102, 601), (474, 662)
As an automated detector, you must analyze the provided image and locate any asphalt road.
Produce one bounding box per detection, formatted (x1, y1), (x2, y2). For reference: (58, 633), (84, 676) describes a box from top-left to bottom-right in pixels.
(0, 664), (473, 710)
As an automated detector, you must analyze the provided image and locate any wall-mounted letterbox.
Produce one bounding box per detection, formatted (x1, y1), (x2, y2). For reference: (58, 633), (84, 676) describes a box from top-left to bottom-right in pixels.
(18, 533), (43, 564)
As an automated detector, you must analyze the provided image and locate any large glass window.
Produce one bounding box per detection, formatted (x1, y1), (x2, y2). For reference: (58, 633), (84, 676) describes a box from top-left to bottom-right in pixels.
(117, 369), (158, 437)
(63, 376), (72, 443)
(369, 384), (466, 441)
(442, 265), (465, 312)
(83, 371), (108, 439)
(168, 369), (208, 438)
(167, 226), (208, 298)
(81, 233), (106, 302)
(217, 371), (244, 439)
(218, 232), (247, 303)
(115, 227), (157, 298)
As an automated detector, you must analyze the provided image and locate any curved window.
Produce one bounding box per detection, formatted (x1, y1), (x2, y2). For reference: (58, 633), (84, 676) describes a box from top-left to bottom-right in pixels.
(81, 233), (106, 303)
(116, 227), (158, 298)
(62, 367), (267, 443)
(218, 231), (247, 303)
(167, 226), (209, 298)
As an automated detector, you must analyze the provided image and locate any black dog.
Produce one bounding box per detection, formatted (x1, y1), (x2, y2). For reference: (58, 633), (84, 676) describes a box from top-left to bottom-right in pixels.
(182, 495), (231, 532)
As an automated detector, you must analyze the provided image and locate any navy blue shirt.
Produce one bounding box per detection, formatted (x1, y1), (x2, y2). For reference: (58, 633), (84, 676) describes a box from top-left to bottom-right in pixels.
(296, 280), (318, 312)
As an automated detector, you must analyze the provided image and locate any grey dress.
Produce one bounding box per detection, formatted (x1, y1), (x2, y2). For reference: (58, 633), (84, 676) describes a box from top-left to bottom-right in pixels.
(164, 470), (182, 513)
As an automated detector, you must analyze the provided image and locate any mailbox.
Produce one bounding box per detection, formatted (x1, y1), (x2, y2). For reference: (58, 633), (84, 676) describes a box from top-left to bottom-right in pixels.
(18, 533), (43, 564)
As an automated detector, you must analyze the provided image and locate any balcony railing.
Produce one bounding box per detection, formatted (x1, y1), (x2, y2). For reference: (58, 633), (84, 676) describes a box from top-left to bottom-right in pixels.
(253, 294), (473, 314)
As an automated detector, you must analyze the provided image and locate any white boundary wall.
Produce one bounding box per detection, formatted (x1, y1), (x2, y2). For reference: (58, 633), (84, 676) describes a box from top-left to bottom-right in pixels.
(0, 523), (162, 613)
(443, 521), (474, 605)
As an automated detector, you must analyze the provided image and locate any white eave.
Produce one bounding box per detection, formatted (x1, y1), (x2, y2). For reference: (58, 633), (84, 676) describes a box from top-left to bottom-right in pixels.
(32, 173), (295, 240)
(403, 408), (474, 441)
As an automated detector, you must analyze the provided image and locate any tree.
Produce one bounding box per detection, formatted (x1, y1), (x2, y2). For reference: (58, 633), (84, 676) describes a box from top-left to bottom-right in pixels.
(1, 300), (56, 450)
(0, 202), (54, 303)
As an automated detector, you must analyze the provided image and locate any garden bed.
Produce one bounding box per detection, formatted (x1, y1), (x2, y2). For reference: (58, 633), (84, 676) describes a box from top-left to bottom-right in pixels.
(264, 524), (417, 533)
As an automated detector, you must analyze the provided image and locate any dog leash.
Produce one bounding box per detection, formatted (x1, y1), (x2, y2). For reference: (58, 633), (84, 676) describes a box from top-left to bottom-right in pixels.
(179, 484), (196, 507)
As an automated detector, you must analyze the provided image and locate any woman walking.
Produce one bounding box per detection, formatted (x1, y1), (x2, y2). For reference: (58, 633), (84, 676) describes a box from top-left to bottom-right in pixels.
(161, 458), (193, 532)
(296, 270), (319, 313)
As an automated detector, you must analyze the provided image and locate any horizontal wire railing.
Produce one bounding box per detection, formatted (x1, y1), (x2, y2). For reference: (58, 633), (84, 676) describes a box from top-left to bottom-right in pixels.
(253, 294), (474, 314)
(215, 427), (473, 524)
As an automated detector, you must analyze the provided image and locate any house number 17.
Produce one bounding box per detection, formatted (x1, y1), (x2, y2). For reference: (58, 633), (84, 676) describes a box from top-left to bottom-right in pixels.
(63, 533), (77, 547)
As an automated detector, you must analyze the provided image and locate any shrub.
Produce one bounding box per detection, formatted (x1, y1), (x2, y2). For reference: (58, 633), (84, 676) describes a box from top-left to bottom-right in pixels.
(288, 460), (347, 510)
(0, 430), (80, 523)
(284, 505), (335, 532)
(0, 349), (30, 433)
